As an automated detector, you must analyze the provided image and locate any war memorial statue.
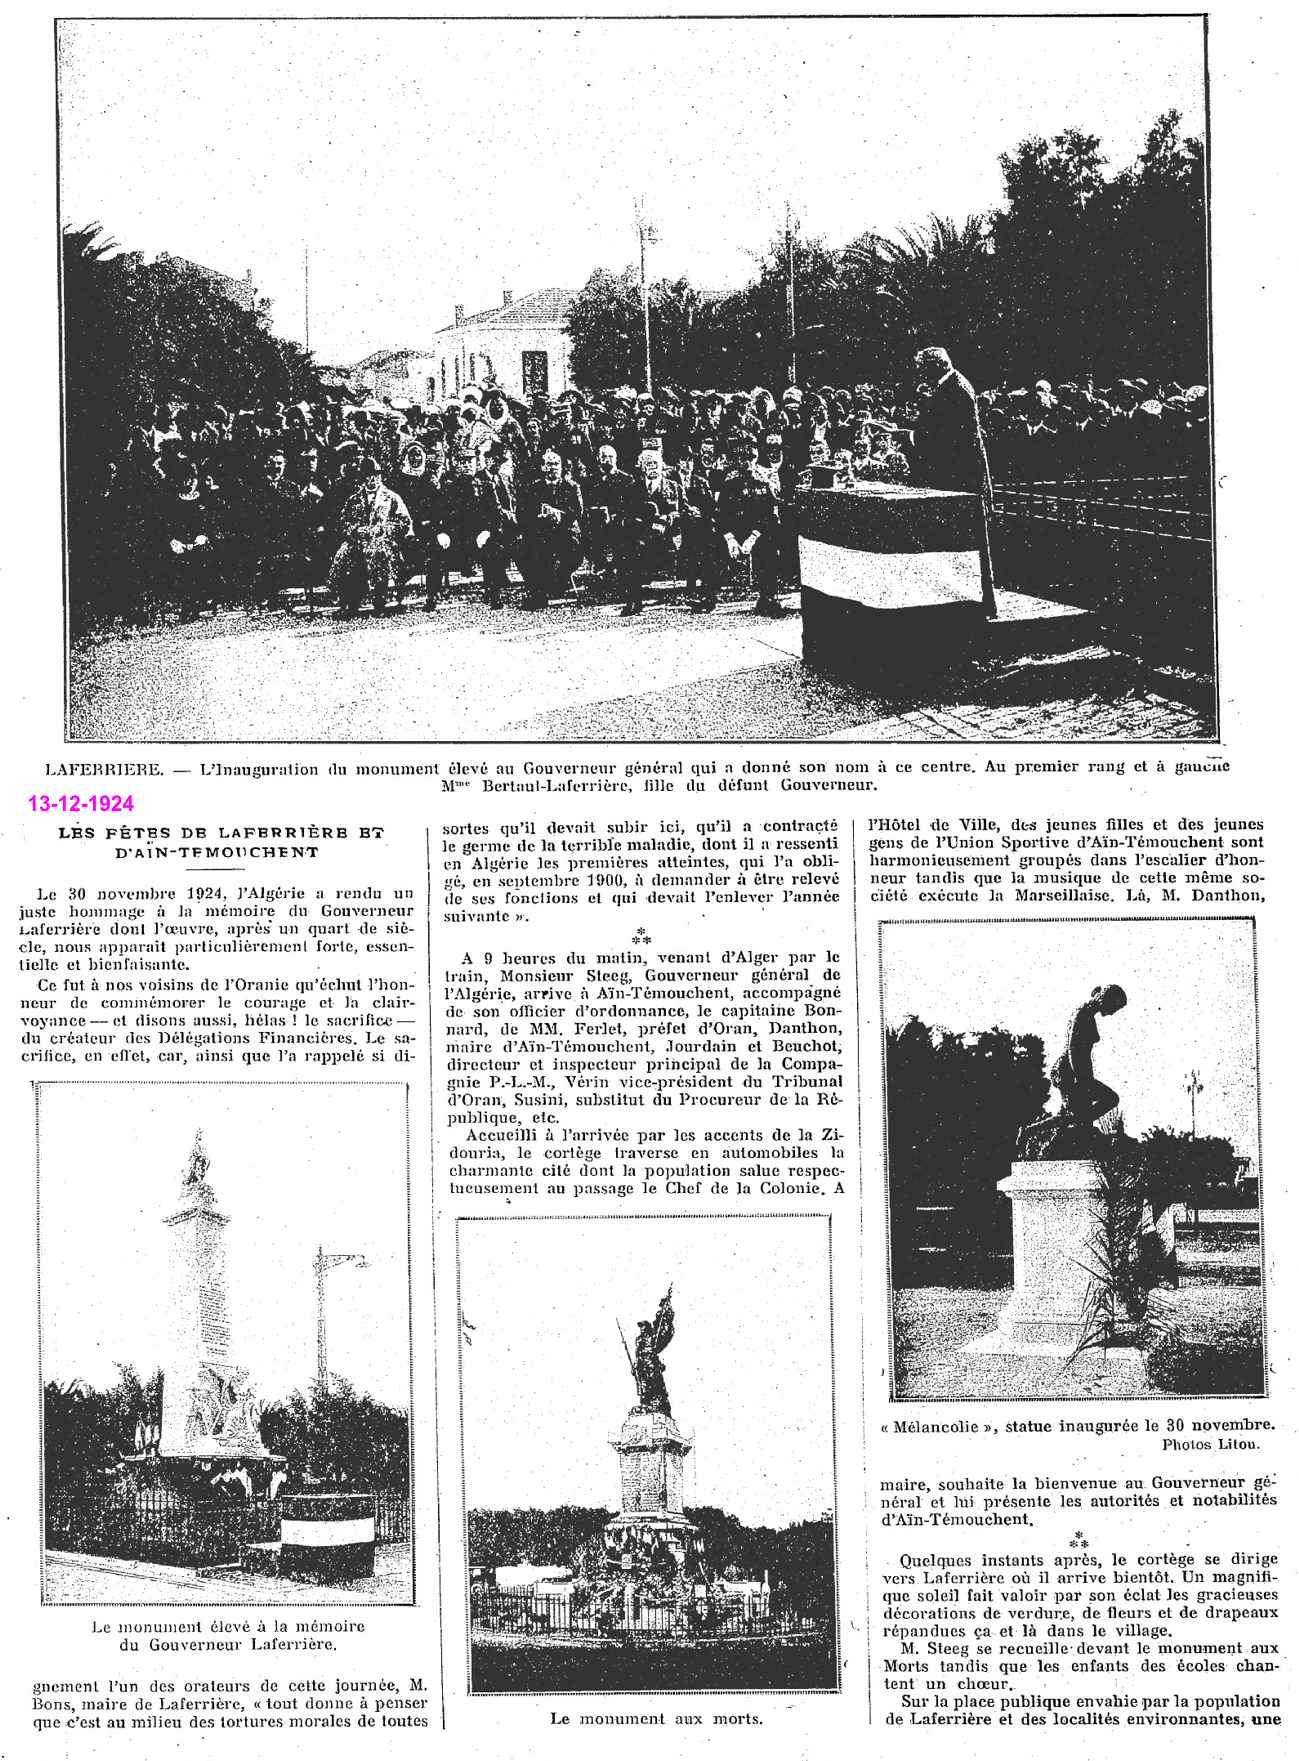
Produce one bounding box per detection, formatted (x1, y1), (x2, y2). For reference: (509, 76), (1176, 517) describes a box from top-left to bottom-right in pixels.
(1017, 984), (1128, 1160)
(626, 1286), (676, 1415)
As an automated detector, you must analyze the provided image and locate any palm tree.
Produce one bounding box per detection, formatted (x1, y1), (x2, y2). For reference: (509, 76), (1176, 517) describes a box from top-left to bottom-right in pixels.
(846, 215), (995, 375)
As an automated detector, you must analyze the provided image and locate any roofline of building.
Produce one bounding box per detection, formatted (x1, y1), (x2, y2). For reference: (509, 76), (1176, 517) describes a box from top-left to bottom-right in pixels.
(434, 290), (578, 336)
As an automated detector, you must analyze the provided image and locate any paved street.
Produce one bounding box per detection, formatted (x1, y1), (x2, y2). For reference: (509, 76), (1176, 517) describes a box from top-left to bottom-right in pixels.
(44, 1544), (413, 1604)
(69, 590), (1209, 743)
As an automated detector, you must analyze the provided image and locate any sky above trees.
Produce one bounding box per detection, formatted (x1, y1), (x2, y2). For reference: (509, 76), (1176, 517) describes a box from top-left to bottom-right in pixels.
(57, 16), (1205, 363)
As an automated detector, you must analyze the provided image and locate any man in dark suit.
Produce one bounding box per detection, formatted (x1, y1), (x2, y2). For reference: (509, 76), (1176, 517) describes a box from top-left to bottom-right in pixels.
(518, 448), (584, 611)
(907, 346), (997, 616)
(620, 446), (681, 617)
(584, 442), (635, 599)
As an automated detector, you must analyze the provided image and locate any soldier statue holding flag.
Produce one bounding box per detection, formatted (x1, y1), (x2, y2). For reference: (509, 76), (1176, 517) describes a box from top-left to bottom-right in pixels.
(622, 1286), (676, 1416)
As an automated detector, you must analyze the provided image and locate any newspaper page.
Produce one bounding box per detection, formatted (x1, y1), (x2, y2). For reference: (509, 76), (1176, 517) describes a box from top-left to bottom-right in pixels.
(2, 6), (1292, 1759)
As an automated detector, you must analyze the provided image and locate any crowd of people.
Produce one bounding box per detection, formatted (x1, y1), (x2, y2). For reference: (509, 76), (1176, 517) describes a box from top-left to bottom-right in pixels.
(73, 365), (1208, 626)
(980, 376), (1209, 481)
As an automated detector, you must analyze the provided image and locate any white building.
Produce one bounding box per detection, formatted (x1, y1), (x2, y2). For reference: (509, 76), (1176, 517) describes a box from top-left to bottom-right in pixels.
(349, 348), (440, 408)
(429, 289), (577, 405)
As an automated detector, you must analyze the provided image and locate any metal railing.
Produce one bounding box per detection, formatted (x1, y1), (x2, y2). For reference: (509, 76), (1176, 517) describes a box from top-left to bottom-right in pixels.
(992, 474), (1211, 544)
(46, 1482), (410, 1566)
(471, 1586), (826, 1641)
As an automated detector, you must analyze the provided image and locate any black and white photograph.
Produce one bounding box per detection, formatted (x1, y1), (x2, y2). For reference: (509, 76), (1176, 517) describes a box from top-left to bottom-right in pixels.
(881, 919), (1263, 1401)
(60, 15), (1213, 743)
(458, 1216), (838, 1692)
(38, 1084), (413, 1604)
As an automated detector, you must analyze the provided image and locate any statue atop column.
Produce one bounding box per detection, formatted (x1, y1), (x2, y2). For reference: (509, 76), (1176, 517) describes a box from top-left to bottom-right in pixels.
(628, 1287), (675, 1416)
(180, 1129), (218, 1205)
(1019, 985), (1128, 1159)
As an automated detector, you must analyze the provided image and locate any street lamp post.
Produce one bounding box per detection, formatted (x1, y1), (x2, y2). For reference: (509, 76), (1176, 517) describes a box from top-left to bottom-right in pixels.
(1185, 1070), (1205, 1233)
(315, 1246), (368, 1387)
(634, 197), (655, 396)
(785, 201), (797, 388)
(1185, 1069), (1203, 1139)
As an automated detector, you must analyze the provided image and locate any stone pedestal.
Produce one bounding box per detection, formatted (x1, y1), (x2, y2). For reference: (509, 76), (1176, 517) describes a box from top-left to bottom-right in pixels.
(612, 1408), (691, 1517)
(603, 1408), (701, 1577)
(966, 1160), (1104, 1357)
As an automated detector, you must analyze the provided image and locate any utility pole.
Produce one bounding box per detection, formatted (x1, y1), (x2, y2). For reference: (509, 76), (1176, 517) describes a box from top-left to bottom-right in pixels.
(315, 1245), (367, 1386)
(1185, 1069), (1204, 1139)
(303, 244), (311, 355)
(635, 197), (653, 395)
(785, 201), (797, 387)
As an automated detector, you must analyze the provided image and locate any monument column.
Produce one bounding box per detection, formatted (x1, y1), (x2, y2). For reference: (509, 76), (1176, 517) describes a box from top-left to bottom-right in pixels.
(157, 1132), (270, 1462)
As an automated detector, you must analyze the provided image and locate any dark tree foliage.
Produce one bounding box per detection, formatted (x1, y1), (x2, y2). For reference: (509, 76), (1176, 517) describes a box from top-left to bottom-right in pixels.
(44, 1364), (163, 1489)
(259, 1379), (410, 1489)
(845, 216), (1001, 386)
(1096, 113), (1208, 382)
(704, 235), (852, 391)
(468, 1506), (615, 1568)
(45, 1365), (408, 1492)
(566, 113), (1207, 392)
(686, 1509), (835, 1614)
(567, 267), (644, 387)
(568, 268), (719, 391)
(1128, 1127), (1240, 1216)
(886, 1017), (1050, 1286)
(468, 1507), (835, 1611)
(989, 127), (1111, 378)
(62, 223), (322, 493)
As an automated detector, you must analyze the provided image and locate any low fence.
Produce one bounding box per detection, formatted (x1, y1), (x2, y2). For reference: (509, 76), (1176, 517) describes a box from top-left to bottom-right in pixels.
(994, 474), (1210, 543)
(471, 1586), (825, 1642)
(990, 472), (1215, 671)
(373, 1487), (411, 1543)
(46, 1482), (410, 1567)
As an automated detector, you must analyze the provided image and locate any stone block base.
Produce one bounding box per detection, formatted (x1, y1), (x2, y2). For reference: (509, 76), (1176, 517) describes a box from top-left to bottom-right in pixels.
(279, 1493), (375, 1583)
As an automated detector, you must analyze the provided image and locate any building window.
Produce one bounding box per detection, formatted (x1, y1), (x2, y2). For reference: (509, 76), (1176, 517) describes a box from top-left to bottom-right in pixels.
(440, 361), (447, 398)
(454, 356), (461, 395)
(469, 353), (477, 382)
(522, 351), (549, 397)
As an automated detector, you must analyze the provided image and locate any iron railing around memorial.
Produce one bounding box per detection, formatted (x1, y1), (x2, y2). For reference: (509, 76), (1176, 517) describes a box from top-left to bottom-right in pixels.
(45, 1481), (410, 1567)
(470, 1585), (826, 1642)
(989, 471), (1215, 670)
(992, 473), (1211, 544)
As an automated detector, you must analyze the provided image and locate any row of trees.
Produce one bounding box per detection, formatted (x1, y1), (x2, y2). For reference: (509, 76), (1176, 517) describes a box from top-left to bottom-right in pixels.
(567, 112), (1206, 392)
(44, 1365), (408, 1490)
(886, 1014), (1242, 1287)
(469, 1506), (834, 1611)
